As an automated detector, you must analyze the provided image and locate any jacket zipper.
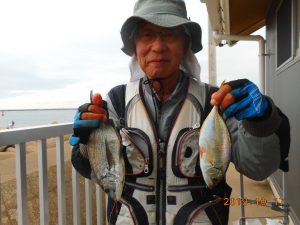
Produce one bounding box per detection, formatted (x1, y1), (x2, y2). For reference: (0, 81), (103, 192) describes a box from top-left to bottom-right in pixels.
(144, 158), (149, 174)
(139, 78), (189, 225)
(139, 80), (165, 225)
(158, 139), (166, 225)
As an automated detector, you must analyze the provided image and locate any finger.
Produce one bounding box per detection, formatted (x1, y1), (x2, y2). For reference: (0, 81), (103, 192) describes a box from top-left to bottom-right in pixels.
(234, 107), (257, 120)
(230, 81), (257, 99)
(81, 112), (108, 122)
(73, 119), (100, 129)
(78, 103), (91, 113)
(231, 86), (248, 98)
(223, 96), (252, 118)
(226, 79), (249, 89)
(220, 93), (235, 110)
(92, 93), (103, 106)
(69, 135), (80, 146)
(210, 84), (232, 106)
(88, 104), (108, 116)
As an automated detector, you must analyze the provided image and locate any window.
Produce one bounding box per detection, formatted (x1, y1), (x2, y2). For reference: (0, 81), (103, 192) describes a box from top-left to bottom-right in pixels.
(276, 0), (292, 67)
(297, 0), (300, 55)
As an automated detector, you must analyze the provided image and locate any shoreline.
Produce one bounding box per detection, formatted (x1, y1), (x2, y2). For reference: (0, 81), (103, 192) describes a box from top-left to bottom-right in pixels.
(1, 108), (76, 111)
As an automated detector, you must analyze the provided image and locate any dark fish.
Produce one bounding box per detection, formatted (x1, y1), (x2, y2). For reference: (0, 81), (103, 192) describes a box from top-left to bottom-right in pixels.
(88, 123), (125, 201)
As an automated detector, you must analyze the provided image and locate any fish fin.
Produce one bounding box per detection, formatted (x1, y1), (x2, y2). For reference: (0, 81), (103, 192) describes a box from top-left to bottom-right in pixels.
(220, 80), (226, 87)
(200, 146), (205, 158)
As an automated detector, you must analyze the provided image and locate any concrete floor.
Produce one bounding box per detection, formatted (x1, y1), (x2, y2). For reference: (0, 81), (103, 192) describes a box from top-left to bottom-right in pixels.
(226, 163), (285, 225)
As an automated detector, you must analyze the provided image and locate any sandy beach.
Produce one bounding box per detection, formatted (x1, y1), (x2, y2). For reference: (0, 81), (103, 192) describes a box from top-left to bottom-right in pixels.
(0, 136), (72, 182)
(0, 136), (88, 225)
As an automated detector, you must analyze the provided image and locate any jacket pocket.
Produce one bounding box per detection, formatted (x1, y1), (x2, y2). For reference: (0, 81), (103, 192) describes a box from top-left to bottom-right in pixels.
(120, 127), (153, 177)
(114, 194), (150, 225)
(173, 197), (223, 225)
(172, 127), (202, 178)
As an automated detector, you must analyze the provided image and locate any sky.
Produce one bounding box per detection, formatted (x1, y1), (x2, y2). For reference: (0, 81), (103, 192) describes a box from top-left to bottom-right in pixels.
(0, 0), (264, 110)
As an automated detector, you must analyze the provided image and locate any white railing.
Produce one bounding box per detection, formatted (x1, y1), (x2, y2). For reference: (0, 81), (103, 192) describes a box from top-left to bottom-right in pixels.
(0, 123), (106, 225)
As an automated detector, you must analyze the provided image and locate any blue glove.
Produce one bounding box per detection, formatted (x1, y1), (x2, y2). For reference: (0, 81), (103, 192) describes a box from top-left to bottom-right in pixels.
(223, 79), (269, 120)
(69, 102), (106, 146)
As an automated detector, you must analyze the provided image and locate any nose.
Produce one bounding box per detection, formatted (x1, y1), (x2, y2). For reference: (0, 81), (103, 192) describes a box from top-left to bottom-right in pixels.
(151, 35), (167, 52)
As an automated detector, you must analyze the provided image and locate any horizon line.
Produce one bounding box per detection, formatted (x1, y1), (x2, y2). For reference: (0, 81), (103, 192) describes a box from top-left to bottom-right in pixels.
(0, 108), (77, 111)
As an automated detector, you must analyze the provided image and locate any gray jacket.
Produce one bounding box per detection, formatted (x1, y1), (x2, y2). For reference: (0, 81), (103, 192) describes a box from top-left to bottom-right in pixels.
(105, 73), (283, 181)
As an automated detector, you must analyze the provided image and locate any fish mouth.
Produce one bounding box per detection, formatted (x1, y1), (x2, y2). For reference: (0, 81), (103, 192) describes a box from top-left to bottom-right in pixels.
(205, 166), (224, 188)
(209, 166), (224, 178)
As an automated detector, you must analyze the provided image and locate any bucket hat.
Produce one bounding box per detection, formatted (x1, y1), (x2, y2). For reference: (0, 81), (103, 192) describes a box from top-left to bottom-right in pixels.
(121, 0), (202, 56)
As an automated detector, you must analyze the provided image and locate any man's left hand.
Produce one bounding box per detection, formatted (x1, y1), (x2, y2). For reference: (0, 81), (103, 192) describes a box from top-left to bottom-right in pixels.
(210, 79), (269, 120)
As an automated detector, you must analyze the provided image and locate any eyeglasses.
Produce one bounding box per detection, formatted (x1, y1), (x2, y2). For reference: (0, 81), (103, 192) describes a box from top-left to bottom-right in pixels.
(136, 28), (186, 44)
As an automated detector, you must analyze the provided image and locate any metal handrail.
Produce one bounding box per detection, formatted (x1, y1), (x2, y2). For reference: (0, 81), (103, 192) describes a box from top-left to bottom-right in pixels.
(0, 123), (106, 225)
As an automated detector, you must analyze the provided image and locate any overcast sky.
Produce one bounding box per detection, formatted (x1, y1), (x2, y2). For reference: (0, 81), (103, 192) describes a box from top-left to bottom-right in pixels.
(0, 0), (263, 110)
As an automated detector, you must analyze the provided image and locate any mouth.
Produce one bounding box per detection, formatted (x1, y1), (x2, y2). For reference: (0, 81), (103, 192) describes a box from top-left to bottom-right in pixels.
(148, 59), (169, 64)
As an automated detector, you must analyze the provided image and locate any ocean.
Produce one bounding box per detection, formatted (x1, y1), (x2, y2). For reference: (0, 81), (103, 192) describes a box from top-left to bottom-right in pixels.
(0, 109), (76, 129)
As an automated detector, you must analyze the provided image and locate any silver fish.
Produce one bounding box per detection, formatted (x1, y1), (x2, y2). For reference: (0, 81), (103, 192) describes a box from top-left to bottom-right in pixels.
(199, 105), (231, 189)
(87, 123), (125, 201)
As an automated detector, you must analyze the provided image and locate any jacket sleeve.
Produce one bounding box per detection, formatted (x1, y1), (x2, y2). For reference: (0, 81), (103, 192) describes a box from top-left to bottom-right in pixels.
(228, 97), (290, 180)
(104, 84), (126, 129)
(71, 144), (92, 179)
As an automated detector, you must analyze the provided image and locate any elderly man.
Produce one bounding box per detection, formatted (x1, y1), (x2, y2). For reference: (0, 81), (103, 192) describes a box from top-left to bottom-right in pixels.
(70, 0), (290, 224)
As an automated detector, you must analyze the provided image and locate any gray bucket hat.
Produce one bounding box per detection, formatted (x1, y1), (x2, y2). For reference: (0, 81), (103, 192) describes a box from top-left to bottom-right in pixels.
(121, 0), (202, 56)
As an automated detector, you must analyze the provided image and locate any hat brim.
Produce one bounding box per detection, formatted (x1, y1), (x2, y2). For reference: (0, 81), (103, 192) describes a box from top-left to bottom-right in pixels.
(121, 15), (202, 56)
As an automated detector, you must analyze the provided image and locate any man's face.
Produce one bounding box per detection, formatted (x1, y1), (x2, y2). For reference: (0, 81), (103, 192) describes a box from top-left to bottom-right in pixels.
(134, 23), (188, 80)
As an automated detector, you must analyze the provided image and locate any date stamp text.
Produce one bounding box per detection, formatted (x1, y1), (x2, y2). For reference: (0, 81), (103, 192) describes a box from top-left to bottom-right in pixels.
(223, 196), (285, 206)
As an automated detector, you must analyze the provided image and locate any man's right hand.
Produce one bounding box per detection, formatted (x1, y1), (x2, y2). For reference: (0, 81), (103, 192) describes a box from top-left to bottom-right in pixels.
(69, 93), (108, 146)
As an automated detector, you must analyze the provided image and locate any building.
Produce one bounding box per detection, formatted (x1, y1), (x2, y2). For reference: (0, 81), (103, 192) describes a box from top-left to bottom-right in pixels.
(203, 0), (300, 224)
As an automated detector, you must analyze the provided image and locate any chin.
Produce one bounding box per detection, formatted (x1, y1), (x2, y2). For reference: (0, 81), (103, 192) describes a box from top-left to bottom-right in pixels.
(147, 71), (169, 80)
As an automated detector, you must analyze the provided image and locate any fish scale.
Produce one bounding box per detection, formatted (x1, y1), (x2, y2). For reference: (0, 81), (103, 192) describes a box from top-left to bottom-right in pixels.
(87, 123), (125, 201)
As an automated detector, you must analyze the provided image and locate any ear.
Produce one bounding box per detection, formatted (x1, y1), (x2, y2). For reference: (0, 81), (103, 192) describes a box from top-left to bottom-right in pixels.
(131, 38), (138, 57)
(183, 37), (191, 54)
(133, 47), (137, 57)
